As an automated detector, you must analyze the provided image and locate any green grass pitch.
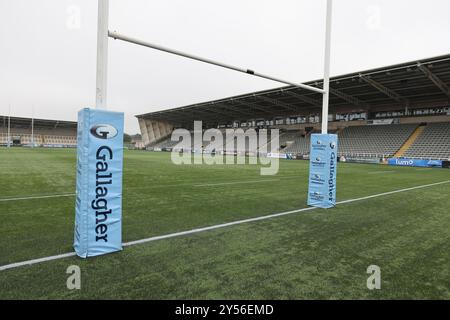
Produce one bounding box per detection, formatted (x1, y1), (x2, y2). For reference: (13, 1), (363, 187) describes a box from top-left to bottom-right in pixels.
(0, 148), (449, 299)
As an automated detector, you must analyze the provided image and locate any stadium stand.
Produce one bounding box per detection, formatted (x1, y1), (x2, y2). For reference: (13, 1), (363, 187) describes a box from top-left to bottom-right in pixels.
(402, 122), (450, 160)
(151, 136), (180, 150)
(153, 132), (215, 151)
(145, 120), (450, 161)
(137, 54), (450, 162)
(152, 129), (263, 153)
(338, 124), (418, 157)
(2, 57), (448, 162)
(281, 131), (310, 155)
(0, 116), (77, 147)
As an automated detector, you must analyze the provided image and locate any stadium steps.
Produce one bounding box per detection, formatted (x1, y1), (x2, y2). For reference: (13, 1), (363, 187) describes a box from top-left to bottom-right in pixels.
(394, 124), (426, 158)
(335, 127), (345, 135)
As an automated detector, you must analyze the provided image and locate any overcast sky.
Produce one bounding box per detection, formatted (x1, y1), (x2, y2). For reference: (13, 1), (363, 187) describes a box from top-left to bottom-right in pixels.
(1, 0), (450, 134)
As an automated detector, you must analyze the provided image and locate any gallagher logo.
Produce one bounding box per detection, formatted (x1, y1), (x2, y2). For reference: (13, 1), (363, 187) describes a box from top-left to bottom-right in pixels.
(330, 142), (336, 149)
(90, 124), (118, 140)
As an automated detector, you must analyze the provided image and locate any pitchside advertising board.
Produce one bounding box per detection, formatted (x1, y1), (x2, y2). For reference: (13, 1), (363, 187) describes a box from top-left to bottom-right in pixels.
(307, 134), (338, 209)
(74, 108), (124, 258)
(387, 158), (443, 168)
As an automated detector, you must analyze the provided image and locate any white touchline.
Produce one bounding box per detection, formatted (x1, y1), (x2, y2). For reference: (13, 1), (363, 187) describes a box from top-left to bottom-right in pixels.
(1, 179), (449, 272)
(0, 194), (75, 202)
(0, 253), (77, 271)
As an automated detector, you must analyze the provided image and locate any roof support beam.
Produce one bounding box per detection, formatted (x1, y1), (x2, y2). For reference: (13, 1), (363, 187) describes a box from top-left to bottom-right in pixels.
(216, 102), (256, 117)
(182, 110), (223, 121)
(193, 104), (231, 118)
(417, 63), (450, 98)
(359, 74), (408, 104)
(151, 114), (186, 123)
(329, 87), (370, 108)
(239, 99), (282, 116)
(153, 108), (213, 120)
(149, 110), (213, 123)
(283, 90), (321, 107)
(256, 95), (299, 112)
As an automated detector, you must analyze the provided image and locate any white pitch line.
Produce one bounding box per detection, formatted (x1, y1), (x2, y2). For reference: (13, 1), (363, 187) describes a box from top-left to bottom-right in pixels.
(1, 179), (450, 272)
(367, 171), (396, 174)
(0, 193), (75, 202)
(336, 180), (450, 205)
(194, 179), (279, 187)
(0, 252), (77, 271)
(123, 207), (317, 247)
(0, 176), (306, 203)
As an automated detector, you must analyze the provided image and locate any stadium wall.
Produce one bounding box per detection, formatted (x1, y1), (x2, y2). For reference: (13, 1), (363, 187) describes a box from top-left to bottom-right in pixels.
(398, 115), (450, 124)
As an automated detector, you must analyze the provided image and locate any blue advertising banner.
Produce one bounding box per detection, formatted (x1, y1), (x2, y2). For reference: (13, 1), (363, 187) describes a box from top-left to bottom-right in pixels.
(74, 108), (124, 258)
(387, 158), (442, 168)
(307, 134), (338, 209)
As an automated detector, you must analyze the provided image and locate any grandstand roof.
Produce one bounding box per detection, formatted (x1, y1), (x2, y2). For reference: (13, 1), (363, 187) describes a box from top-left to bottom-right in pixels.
(0, 116), (77, 130)
(136, 54), (450, 127)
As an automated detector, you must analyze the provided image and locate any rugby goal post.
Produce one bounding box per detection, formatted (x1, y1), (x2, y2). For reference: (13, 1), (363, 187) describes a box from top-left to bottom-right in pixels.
(74, 0), (336, 259)
(96, 0), (333, 132)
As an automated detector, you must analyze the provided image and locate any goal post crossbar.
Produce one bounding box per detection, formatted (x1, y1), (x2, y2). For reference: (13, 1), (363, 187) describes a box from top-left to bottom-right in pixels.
(107, 31), (326, 95)
(96, 0), (333, 134)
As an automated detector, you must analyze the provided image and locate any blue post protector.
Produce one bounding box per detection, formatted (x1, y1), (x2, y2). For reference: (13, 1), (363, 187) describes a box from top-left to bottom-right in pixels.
(307, 134), (338, 209)
(74, 108), (124, 258)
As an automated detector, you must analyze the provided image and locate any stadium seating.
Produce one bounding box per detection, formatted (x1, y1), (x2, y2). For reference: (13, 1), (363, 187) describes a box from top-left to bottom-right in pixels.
(0, 133), (9, 145)
(403, 122), (450, 160)
(151, 130), (262, 153)
(0, 132), (77, 147)
(145, 122), (450, 160)
(151, 133), (217, 151)
(0, 117), (78, 147)
(151, 136), (180, 149)
(281, 131), (310, 155)
(338, 124), (418, 157)
(42, 135), (77, 146)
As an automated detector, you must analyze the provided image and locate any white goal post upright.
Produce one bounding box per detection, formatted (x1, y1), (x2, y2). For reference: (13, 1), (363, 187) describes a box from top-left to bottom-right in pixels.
(31, 106), (34, 148)
(322, 0), (333, 134)
(96, 0), (109, 110)
(73, 0), (124, 259)
(308, 0), (337, 209)
(7, 105), (11, 148)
